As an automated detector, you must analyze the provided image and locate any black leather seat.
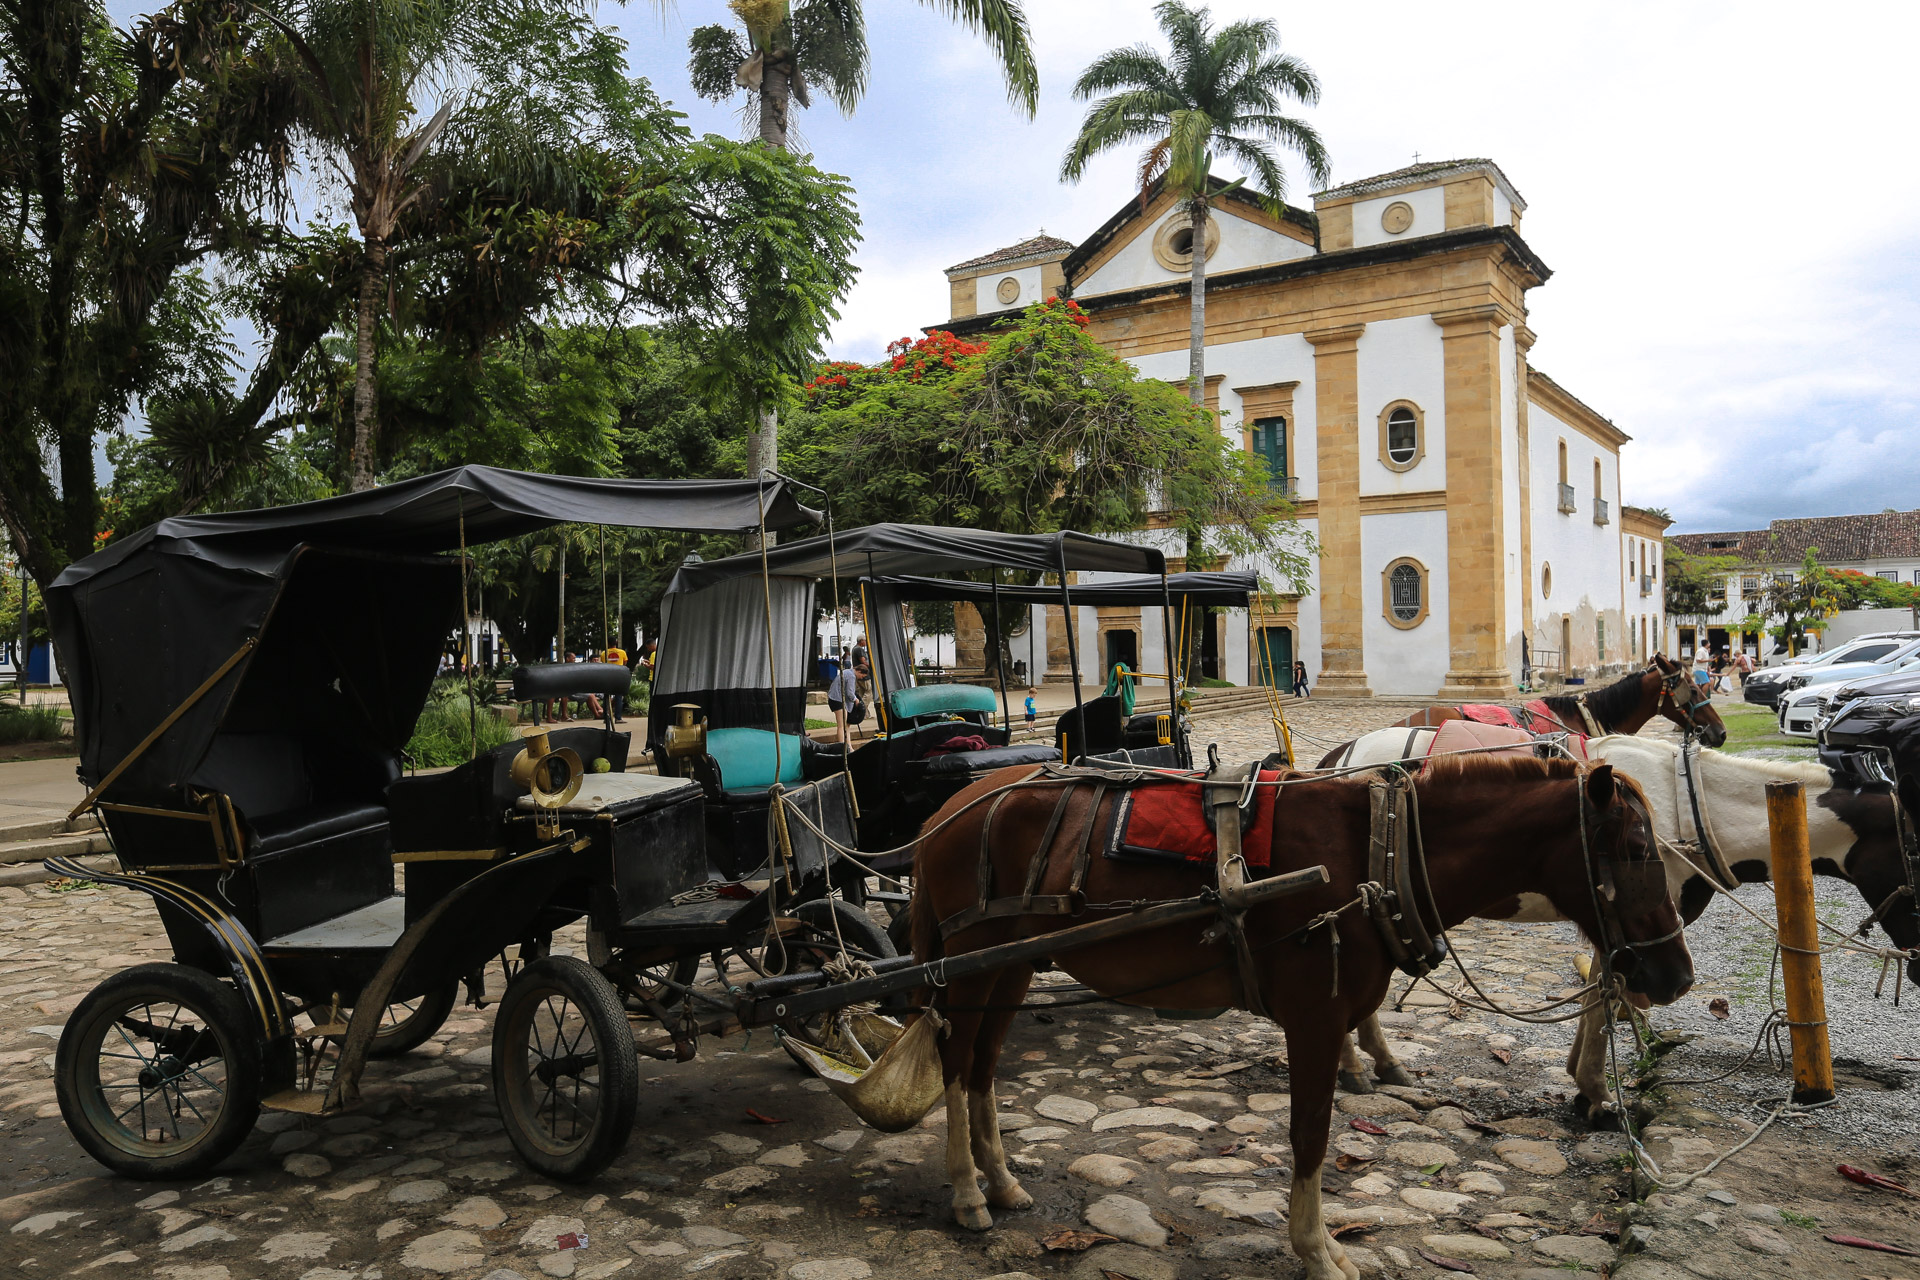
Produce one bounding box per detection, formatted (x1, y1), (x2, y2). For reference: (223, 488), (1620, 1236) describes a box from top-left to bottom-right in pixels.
(250, 802), (389, 855)
(917, 743), (1060, 775)
(1055, 696), (1128, 759)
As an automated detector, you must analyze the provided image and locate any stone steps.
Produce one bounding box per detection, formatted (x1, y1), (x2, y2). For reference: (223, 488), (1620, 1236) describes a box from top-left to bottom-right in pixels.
(0, 813), (114, 887)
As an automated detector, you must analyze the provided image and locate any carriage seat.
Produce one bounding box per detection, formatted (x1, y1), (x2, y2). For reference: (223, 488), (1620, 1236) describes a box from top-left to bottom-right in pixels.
(889, 683), (998, 725)
(188, 732), (397, 942)
(248, 801), (390, 855)
(915, 742), (1059, 776)
(703, 728), (842, 798)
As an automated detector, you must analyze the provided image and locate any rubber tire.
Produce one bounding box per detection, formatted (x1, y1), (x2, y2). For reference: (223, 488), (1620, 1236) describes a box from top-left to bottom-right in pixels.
(492, 956), (639, 1182)
(56, 963), (262, 1180)
(885, 904), (913, 959)
(626, 956), (700, 1010)
(794, 899), (896, 964)
(366, 981), (460, 1060)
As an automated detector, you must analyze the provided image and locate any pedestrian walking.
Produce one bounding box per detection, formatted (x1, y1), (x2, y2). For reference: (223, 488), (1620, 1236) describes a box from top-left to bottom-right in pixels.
(1292, 660), (1309, 698)
(827, 660), (861, 742)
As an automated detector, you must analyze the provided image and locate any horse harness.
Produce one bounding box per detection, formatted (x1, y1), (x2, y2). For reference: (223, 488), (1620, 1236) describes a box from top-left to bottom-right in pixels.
(1672, 739), (1740, 891)
(935, 759), (1462, 1018)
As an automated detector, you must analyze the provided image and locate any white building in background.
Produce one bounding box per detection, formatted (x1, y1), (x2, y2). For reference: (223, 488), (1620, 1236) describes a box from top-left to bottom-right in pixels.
(936, 159), (1665, 695)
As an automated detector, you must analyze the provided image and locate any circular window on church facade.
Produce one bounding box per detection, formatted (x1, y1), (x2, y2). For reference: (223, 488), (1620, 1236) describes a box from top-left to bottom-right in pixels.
(1382, 557), (1429, 629)
(1377, 401), (1425, 472)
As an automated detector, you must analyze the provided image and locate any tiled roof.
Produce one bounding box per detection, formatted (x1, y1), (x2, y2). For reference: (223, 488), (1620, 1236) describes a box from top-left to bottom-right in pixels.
(945, 234), (1075, 274)
(1670, 510), (1920, 564)
(1313, 158), (1526, 210)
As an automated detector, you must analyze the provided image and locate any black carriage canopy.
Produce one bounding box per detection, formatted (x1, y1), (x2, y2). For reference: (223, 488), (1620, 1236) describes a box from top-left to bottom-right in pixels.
(47, 466), (820, 805)
(650, 525), (1183, 745)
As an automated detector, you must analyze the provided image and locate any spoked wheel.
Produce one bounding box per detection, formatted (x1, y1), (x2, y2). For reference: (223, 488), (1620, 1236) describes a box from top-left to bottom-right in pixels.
(622, 956), (700, 1011)
(55, 964), (262, 1179)
(492, 956), (638, 1181)
(366, 981), (460, 1059)
(765, 899), (900, 1039)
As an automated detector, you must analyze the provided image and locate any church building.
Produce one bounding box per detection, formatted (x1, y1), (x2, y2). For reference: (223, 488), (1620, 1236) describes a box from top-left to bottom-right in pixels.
(935, 159), (1667, 697)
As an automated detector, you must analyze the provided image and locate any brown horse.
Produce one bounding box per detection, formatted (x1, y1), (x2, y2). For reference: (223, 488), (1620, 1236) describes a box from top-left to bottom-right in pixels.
(1316, 656), (1728, 765)
(909, 756), (1692, 1280)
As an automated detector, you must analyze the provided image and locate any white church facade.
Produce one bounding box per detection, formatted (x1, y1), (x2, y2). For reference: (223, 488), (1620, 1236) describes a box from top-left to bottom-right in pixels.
(936, 159), (1667, 698)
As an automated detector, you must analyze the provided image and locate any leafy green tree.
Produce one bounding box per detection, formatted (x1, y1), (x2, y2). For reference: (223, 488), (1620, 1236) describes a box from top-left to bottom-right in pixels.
(1061, 1), (1328, 407)
(1662, 542), (1739, 631)
(0, 0), (300, 579)
(686, 0), (1033, 483)
(1758, 547), (1844, 656)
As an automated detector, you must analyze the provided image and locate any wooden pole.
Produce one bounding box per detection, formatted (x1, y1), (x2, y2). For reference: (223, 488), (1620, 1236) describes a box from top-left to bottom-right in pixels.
(1765, 779), (1834, 1104)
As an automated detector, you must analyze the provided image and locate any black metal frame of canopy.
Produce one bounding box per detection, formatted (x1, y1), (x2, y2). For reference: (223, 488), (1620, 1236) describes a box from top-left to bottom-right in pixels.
(656, 517), (1212, 760)
(39, 465), (829, 1182)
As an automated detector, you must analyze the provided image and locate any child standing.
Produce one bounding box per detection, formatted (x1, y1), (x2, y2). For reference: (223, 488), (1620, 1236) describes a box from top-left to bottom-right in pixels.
(1023, 687), (1038, 736)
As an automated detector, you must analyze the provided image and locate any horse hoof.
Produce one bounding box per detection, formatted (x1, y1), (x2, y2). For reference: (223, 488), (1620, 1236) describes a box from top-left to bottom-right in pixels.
(988, 1183), (1033, 1211)
(1376, 1065), (1415, 1088)
(1337, 1070), (1374, 1096)
(954, 1202), (993, 1232)
(1572, 1094), (1621, 1131)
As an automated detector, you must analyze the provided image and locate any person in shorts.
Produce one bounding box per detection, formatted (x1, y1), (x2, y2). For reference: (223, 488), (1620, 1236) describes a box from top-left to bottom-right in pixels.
(1023, 687), (1038, 736)
(827, 661), (862, 742)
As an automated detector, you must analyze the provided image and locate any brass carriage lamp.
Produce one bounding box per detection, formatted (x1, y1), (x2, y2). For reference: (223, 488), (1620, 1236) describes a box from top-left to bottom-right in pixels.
(510, 726), (583, 836)
(661, 703), (708, 774)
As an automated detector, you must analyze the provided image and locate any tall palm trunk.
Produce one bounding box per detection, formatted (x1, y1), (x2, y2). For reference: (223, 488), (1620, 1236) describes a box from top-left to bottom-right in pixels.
(350, 238), (386, 492)
(1186, 197), (1208, 407)
(745, 52), (795, 519)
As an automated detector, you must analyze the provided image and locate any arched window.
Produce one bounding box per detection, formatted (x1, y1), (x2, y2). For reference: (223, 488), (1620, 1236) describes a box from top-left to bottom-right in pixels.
(1593, 458), (1603, 499)
(1382, 557), (1429, 629)
(1558, 440), (1568, 484)
(1377, 401), (1425, 472)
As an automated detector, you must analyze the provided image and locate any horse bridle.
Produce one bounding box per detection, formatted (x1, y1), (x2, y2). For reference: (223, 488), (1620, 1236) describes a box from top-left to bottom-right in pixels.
(1578, 768), (1680, 971)
(1654, 658), (1717, 733)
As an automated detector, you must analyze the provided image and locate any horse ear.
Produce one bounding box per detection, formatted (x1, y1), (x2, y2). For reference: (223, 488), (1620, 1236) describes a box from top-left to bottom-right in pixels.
(1585, 764), (1617, 809)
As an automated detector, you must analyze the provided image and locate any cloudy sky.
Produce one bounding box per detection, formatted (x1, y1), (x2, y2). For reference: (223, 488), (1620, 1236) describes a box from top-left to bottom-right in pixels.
(608, 0), (1919, 533)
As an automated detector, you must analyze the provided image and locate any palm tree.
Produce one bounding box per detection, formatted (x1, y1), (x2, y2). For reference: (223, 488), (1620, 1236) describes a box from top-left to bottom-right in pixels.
(1061, 1), (1329, 408)
(687, 0), (1039, 485)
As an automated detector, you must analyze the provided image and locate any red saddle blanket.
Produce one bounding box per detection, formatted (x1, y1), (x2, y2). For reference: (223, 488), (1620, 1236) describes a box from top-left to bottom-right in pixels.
(1459, 699), (1573, 734)
(1101, 771), (1279, 870)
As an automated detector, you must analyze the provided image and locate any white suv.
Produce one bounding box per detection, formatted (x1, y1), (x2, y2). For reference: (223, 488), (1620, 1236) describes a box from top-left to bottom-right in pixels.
(1777, 645), (1920, 737)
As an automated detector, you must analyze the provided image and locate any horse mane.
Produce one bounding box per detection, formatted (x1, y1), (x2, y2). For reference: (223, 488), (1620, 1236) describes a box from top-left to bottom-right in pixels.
(1537, 665), (1649, 731)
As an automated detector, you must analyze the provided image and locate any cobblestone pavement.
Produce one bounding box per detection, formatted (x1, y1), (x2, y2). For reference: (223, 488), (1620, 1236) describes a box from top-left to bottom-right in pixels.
(4, 705), (1916, 1280)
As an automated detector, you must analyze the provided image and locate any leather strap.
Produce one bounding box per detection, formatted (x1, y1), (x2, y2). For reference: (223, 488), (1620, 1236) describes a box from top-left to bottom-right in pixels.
(1365, 773), (1446, 977)
(1205, 762), (1271, 1019)
(1674, 740), (1738, 891)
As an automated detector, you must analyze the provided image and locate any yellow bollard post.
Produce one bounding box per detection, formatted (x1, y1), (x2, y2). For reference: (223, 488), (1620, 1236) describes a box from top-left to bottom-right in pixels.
(1765, 780), (1835, 1104)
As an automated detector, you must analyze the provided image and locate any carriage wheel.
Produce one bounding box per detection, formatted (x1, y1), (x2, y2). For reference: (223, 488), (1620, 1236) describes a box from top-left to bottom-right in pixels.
(366, 981), (460, 1059)
(492, 957), (638, 1181)
(55, 964), (262, 1180)
(622, 957), (700, 1011)
(765, 899), (900, 1039)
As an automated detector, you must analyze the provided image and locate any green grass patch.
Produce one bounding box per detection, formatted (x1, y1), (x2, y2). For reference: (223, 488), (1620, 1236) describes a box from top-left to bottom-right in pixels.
(0, 702), (65, 744)
(406, 686), (520, 768)
(804, 718), (833, 730)
(1712, 701), (1806, 753)
(1778, 1209), (1819, 1230)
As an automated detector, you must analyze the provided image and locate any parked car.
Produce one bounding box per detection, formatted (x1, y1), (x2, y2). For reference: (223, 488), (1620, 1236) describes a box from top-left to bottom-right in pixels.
(1743, 634), (1920, 708)
(1819, 666), (1920, 751)
(1777, 648), (1920, 737)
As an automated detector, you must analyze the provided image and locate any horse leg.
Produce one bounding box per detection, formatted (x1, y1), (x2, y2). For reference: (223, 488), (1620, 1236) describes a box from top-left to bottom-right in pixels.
(1287, 1025), (1361, 1280)
(1567, 989), (1620, 1128)
(938, 976), (994, 1230)
(1357, 1013), (1415, 1088)
(1336, 1032), (1373, 1094)
(968, 967), (1034, 1211)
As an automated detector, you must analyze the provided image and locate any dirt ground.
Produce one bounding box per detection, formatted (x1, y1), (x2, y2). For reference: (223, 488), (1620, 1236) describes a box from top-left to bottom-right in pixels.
(3, 699), (1918, 1280)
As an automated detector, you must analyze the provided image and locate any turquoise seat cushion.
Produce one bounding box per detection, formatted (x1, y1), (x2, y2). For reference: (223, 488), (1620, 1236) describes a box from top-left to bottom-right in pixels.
(706, 728), (808, 791)
(889, 684), (999, 721)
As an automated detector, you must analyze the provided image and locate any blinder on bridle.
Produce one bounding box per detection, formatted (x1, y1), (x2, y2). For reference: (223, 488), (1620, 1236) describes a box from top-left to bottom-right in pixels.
(1578, 769), (1678, 969)
(1655, 658), (1716, 731)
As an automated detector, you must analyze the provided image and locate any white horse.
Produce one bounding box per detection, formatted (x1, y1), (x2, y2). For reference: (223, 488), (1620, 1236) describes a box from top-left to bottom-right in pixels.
(1324, 730), (1907, 1119)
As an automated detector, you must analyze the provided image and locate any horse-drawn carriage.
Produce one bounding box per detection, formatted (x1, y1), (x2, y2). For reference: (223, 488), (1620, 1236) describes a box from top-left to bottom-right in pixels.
(39, 465), (1304, 1184)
